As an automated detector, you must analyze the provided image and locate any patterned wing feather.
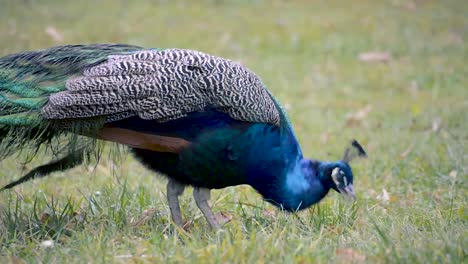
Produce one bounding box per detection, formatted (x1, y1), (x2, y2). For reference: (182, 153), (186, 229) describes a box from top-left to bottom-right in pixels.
(42, 49), (281, 126)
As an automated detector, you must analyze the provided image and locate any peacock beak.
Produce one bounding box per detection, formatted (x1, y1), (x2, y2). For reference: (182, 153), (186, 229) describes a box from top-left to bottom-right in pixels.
(338, 184), (356, 202)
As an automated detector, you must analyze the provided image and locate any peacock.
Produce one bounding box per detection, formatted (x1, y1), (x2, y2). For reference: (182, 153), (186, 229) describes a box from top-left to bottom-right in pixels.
(0, 44), (366, 229)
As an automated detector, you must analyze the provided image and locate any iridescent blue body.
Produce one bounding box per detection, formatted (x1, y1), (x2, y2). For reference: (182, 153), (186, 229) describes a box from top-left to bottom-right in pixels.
(112, 109), (352, 211)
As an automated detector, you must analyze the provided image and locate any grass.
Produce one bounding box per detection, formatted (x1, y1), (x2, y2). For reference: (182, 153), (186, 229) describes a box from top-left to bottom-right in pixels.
(0, 0), (466, 263)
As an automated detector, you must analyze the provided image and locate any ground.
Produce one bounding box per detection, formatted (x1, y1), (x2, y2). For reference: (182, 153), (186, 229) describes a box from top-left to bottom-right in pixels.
(0, 0), (466, 263)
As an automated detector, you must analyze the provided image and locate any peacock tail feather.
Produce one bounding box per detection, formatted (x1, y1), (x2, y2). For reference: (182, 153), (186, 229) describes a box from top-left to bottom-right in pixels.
(0, 44), (144, 161)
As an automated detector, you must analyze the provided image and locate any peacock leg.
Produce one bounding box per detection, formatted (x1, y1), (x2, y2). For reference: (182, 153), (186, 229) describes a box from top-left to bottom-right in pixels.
(193, 187), (220, 229)
(166, 179), (185, 226)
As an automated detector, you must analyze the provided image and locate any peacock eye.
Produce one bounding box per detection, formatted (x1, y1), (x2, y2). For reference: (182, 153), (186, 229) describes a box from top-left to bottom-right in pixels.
(338, 170), (348, 186)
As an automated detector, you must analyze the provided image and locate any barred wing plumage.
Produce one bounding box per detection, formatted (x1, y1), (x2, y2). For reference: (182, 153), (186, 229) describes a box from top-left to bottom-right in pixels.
(43, 49), (280, 126)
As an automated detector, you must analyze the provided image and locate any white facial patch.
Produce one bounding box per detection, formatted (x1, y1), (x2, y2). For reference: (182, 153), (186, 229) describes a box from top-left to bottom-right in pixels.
(331, 168), (340, 186)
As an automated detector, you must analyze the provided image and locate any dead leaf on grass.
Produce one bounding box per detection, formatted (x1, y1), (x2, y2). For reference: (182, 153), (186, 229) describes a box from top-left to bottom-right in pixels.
(320, 132), (330, 144)
(130, 208), (157, 227)
(9, 256), (22, 264)
(449, 170), (457, 179)
(358, 51), (391, 63)
(214, 212), (233, 225)
(345, 105), (372, 127)
(181, 219), (194, 231)
(45, 26), (64, 43)
(400, 145), (414, 158)
(376, 189), (390, 204)
(263, 208), (276, 218)
(431, 118), (442, 132)
(336, 248), (366, 263)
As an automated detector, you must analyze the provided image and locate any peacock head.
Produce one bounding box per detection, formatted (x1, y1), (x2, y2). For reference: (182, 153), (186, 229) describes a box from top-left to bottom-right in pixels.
(320, 140), (367, 202)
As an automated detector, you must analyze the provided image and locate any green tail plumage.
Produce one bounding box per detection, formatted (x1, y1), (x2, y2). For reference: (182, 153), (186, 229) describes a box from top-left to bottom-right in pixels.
(0, 44), (143, 188)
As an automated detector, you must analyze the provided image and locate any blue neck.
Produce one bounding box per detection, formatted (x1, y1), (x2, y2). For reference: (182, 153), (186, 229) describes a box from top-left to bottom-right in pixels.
(248, 157), (331, 211)
(234, 95), (343, 211)
(282, 159), (330, 210)
(243, 119), (334, 211)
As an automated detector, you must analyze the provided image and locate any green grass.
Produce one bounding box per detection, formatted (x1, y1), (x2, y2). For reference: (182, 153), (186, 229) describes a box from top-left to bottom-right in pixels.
(0, 0), (466, 263)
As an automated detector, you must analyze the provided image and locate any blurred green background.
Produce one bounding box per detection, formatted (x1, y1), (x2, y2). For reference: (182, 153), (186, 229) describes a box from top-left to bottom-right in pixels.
(0, 0), (466, 263)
